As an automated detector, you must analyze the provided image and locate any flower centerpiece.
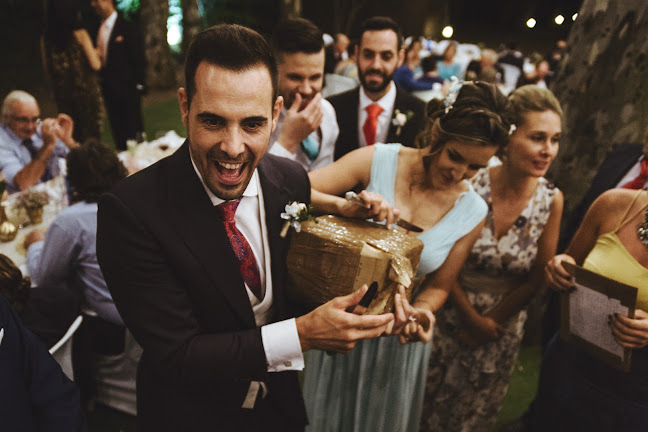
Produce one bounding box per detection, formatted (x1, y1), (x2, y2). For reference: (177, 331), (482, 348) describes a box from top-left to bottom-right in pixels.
(12, 190), (50, 225)
(280, 201), (317, 238)
(392, 109), (414, 136)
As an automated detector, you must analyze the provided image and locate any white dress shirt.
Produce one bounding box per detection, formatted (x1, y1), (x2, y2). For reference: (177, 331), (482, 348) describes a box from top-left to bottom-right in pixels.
(616, 155), (646, 188)
(357, 82), (397, 147)
(190, 156), (304, 406)
(97, 11), (117, 65)
(269, 98), (339, 171)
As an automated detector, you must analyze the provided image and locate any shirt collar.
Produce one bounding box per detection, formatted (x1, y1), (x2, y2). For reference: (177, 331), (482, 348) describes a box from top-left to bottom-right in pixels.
(104, 11), (118, 28)
(359, 81), (396, 113)
(189, 148), (259, 206)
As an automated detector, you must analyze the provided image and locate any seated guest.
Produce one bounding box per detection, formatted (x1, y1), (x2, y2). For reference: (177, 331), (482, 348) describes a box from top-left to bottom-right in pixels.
(394, 38), (438, 92)
(0, 253), (79, 348)
(437, 40), (462, 80)
(526, 187), (648, 431)
(0, 90), (79, 193)
(24, 140), (127, 332)
(0, 291), (86, 431)
(268, 18), (339, 171)
(419, 55), (445, 86)
(465, 48), (505, 84)
(325, 32), (350, 74)
(517, 59), (552, 89)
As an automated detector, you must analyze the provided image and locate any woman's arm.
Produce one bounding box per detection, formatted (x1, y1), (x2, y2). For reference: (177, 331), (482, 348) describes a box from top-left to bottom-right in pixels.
(309, 146), (399, 225)
(486, 189), (564, 323)
(74, 29), (101, 71)
(401, 218), (486, 343)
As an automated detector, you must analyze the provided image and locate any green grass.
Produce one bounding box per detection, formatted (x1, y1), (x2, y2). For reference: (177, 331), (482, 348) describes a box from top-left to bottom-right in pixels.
(495, 345), (542, 430)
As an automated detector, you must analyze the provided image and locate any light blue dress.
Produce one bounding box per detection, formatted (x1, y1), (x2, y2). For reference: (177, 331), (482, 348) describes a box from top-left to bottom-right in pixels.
(436, 61), (463, 81)
(302, 144), (488, 432)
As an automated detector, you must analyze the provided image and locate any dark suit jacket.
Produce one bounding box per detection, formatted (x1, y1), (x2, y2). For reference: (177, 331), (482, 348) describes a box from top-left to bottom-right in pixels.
(559, 142), (643, 251)
(329, 85), (426, 160)
(0, 293), (86, 431)
(96, 143), (310, 431)
(100, 13), (146, 96)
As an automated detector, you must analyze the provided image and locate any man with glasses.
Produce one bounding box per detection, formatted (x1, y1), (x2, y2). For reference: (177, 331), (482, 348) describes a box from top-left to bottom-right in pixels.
(0, 90), (78, 193)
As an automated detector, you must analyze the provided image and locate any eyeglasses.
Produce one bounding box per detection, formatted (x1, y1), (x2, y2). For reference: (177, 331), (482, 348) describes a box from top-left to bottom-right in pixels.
(10, 115), (41, 126)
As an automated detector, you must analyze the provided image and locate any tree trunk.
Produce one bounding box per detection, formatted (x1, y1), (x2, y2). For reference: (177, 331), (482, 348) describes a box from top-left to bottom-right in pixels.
(181, 0), (200, 57)
(140, 0), (176, 89)
(548, 0), (648, 217)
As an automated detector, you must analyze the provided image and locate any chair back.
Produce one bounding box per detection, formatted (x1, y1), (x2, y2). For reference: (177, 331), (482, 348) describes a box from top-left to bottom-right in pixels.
(49, 315), (84, 380)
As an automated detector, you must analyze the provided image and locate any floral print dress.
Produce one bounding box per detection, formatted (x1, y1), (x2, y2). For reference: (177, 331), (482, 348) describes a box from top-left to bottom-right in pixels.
(420, 168), (556, 432)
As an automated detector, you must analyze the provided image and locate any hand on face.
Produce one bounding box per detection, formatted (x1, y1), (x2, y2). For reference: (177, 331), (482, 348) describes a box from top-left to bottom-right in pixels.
(277, 92), (323, 152)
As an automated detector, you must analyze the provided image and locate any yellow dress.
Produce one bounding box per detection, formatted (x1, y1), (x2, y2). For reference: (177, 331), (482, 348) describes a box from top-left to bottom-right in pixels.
(583, 190), (648, 310)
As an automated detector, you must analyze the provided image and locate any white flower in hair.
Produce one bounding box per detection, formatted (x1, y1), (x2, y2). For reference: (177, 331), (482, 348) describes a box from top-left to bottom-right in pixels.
(443, 76), (463, 114)
(509, 124), (517, 135)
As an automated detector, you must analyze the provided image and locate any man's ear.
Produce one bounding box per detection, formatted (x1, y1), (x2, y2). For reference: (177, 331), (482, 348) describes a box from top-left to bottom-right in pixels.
(178, 88), (189, 129)
(271, 96), (284, 133)
(397, 48), (405, 68)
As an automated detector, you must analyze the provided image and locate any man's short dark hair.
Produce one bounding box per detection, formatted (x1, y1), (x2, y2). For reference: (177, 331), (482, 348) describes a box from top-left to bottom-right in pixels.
(421, 55), (442, 73)
(184, 24), (278, 106)
(271, 18), (324, 61)
(357, 16), (403, 50)
(66, 139), (127, 203)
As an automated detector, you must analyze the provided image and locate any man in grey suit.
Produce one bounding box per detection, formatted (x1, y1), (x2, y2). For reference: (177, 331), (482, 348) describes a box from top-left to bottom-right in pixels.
(329, 16), (425, 160)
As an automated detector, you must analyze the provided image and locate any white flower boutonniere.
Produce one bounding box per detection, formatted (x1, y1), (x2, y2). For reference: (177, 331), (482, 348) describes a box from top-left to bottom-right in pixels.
(280, 201), (317, 238)
(392, 109), (414, 136)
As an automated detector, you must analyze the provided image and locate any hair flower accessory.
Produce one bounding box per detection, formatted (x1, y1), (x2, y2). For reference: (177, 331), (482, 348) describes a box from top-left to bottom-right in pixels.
(392, 109), (414, 136)
(280, 201), (317, 238)
(443, 76), (464, 114)
(508, 124), (517, 135)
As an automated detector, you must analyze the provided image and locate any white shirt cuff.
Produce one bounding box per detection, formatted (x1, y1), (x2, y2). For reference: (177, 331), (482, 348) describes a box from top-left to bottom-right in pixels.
(269, 141), (298, 159)
(261, 318), (304, 372)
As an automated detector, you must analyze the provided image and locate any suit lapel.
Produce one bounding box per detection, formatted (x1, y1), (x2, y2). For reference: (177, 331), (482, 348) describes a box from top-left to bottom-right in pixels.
(258, 159), (292, 319)
(166, 143), (256, 327)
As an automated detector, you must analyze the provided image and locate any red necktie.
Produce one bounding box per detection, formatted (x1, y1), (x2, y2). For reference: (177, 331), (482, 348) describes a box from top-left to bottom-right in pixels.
(216, 199), (262, 299)
(622, 159), (648, 189)
(363, 104), (383, 146)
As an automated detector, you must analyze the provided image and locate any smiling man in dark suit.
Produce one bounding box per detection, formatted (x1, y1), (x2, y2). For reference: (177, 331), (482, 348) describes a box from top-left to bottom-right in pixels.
(329, 16), (425, 160)
(96, 24), (394, 432)
(91, 0), (146, 150)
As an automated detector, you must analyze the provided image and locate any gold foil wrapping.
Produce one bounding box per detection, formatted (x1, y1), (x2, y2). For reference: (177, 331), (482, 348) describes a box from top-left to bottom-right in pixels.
(286, 215), (423, 314)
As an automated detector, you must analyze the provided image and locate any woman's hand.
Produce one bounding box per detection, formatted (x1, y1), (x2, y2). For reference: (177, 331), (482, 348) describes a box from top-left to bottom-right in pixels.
(610, 309), (648, 349)
(457, 315), (504, 347)
(338, 190), (400, 228)
(399, 307), (435, 344)
(544, 253), (576, 292)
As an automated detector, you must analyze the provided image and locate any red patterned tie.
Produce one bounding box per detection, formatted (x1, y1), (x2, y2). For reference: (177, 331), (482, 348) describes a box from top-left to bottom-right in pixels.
(622, 159), (648, 190)
(216, 199), (262, 299)
(363, 104), (383, 146)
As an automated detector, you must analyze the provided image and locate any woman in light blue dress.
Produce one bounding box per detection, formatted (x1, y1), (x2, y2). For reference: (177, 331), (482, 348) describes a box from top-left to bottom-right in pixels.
(306, 82), (513, 432)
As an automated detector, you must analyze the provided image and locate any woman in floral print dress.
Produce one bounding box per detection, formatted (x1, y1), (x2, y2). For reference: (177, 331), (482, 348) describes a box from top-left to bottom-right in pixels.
(420, 85), (564, 431)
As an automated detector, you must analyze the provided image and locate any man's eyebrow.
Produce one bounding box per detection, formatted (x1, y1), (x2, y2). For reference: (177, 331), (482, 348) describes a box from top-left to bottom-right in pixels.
(242, 116), (268, 123)
(196, 112), (225, 122)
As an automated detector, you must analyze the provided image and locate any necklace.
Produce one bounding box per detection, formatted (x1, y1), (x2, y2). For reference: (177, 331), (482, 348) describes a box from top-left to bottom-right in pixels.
(638, 205), (648, 249)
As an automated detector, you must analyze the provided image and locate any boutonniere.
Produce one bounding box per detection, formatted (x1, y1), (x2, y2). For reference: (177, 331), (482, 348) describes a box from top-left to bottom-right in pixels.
(392, 109), (414, 136)
(280, 201), (317, 238)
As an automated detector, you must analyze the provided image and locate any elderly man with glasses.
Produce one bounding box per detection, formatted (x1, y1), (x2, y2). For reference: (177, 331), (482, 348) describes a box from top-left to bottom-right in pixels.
(0, 90), (78, 193)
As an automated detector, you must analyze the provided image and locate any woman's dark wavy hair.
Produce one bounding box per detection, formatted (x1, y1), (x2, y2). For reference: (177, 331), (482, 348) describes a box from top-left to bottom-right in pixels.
(44, 0), (83, 50)
(66, 138), (128, 203)
(416, 81), (513, 167)
(0, 254), (31, 315)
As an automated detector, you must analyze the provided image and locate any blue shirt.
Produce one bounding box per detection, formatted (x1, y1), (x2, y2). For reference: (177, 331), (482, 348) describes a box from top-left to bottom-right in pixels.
(27, 201), (123, 325)
(436, 61), (462, 81)
(393, 65), (435, 92)
(0, 124), (68, 193)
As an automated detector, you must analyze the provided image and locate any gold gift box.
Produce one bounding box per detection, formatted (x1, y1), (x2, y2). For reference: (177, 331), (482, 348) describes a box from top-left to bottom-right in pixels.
(286, 215), (424, 314)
